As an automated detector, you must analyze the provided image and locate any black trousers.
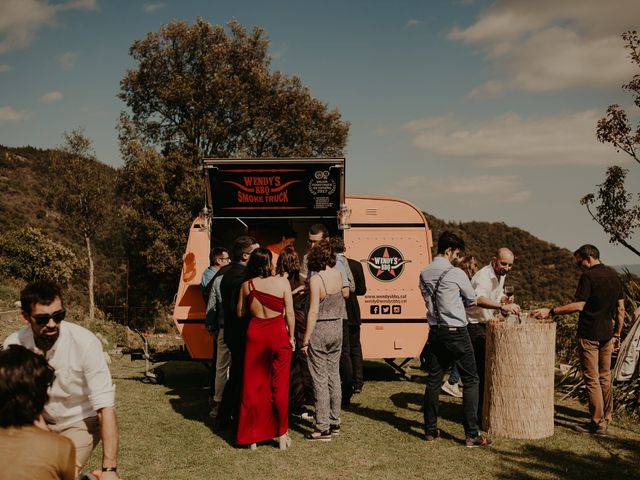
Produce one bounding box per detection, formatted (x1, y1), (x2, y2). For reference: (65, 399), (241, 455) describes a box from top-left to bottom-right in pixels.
(467, 323), (486, 427)
(349, 324), (364, 391)
(218, 342), (244, 434)
(340, 321), (353, 407)
(423, 326), (480, 437)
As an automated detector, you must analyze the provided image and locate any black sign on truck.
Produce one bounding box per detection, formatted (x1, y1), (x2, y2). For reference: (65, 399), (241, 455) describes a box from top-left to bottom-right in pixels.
(204, 158), (344, 219)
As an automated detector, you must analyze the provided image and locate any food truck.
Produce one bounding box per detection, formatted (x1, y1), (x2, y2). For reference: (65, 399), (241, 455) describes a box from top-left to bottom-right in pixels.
(171, 158), (433, 375)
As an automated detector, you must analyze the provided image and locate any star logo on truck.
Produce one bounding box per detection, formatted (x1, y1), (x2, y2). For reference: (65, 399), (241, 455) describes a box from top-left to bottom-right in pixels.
(363, 245), (410, 282)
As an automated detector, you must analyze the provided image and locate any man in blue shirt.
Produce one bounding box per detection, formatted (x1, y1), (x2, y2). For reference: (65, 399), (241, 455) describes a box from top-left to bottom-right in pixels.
(419, 231), (491, 447)
(201, 247), (231, 296)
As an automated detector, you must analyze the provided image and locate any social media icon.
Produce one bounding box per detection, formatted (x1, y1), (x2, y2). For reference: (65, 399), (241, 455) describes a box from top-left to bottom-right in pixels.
(370, 305), (380, 314)
(381, 305), (390, 314)
(392, 305), (401, 314)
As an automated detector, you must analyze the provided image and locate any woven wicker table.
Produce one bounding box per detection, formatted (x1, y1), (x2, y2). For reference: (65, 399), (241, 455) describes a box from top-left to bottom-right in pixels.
(483, 319), (556, 439)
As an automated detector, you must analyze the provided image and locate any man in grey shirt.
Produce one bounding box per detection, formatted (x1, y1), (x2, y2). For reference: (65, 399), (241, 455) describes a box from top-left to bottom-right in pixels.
(419, 231), (491, 447)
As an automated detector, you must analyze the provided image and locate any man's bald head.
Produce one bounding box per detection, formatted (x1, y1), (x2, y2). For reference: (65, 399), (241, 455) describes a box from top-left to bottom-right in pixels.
(491, 248), (514, 277)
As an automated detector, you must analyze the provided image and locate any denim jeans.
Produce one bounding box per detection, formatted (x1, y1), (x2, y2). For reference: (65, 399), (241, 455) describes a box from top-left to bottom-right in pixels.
(423, 326), (480, 437)
(448, 364), (460, 385)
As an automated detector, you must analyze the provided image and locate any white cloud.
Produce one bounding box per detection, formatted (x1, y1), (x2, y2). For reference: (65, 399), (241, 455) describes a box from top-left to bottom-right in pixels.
(143, 2), (165, 13)
(403, 110), (624, 167)
(448, 0), (640, 95)
(406, 19), (419, 28)
(0, 106), (30, 123)
(0, 0), (98, 54)
(0, 64), (11, 72)
(40, 91), (63, 103)
(58, 51), (78, 70)
(386, 174), (531, 205)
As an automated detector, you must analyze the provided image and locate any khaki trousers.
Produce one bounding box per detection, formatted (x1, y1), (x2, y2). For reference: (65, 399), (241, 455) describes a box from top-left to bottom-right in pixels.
(578, 338), (613, 429)
(214, 327), (231, 402)
(49, 416), (100, 473)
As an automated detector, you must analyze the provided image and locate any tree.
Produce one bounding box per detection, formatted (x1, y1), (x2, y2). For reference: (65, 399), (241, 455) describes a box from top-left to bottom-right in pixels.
(0, 226), (79, 285)
(118, 18), (349, 161)
(116, 129), (201, 307)
(117, 18), (350, 306)
(47, 129), (116, 321)
(582, 31), (640, 258)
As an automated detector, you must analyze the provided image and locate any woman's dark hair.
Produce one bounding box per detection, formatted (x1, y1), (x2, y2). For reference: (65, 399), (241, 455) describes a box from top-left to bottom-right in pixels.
(20, 280), (62, 317)
(276, 246), (301, 289)
(245, 248), (273, 279)
(307, 239), (336, 272)
(0, 345), (55, 428)
(453, 255), (479, 279)
(330, 236), (345, 254)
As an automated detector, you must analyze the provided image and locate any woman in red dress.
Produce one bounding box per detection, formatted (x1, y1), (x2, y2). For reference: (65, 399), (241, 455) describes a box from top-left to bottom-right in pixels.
(236, 248), (295, 449)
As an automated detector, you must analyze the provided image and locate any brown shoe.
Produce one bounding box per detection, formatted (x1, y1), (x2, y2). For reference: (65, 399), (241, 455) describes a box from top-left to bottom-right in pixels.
(465, 434), (492, 447)
(574, 422), (607, 436)
(305, 429), (332, 441)
(425, 429), (440, 442)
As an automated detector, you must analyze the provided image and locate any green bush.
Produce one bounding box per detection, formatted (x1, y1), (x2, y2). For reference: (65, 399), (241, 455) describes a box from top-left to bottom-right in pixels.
(0, 226), (80, 285)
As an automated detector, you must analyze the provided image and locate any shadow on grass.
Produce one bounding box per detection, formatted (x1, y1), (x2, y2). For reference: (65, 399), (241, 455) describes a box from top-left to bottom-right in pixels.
(345, 388), (468, 443)
(362, 359), (408, 381)
(553, 403), (591, 430)
(148, 360), (238, 446)
(495, 435), (640, 479)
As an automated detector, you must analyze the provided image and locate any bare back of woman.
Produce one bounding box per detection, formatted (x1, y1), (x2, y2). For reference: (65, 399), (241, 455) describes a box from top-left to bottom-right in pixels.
(314, 266), (343, 301)
(244, 276), (290, 319)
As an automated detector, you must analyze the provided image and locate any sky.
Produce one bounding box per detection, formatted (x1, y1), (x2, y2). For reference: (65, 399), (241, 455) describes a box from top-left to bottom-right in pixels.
(1, 0), (639, 265)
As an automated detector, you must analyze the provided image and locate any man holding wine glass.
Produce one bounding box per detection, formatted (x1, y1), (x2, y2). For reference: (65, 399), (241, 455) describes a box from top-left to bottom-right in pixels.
(466, 247), (521, 427)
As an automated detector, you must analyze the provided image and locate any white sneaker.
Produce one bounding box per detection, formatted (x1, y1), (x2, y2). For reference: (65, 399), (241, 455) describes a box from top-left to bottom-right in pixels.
(441, 381), (462, 398)
(301, 411), (315, 421)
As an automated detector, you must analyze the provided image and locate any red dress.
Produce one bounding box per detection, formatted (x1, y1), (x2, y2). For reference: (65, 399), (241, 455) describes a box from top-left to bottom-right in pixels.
(237, 280), (293, 445)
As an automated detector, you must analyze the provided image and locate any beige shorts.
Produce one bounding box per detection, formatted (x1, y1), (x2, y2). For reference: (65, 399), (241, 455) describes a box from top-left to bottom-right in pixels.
(49, 416), (100, 472)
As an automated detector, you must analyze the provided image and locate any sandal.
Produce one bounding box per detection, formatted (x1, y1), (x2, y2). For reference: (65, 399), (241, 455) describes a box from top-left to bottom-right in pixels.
(304, 429), (332, 441)
(278, 432), (292, 450)
(330, 424), (340, 436)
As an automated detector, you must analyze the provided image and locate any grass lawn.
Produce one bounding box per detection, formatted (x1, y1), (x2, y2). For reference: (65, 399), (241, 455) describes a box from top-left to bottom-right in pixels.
(83, 355), (639, 480)
(2, 312), (638, 480)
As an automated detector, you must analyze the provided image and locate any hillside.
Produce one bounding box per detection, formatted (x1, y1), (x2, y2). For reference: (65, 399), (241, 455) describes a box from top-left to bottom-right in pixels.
(423, 213), (582, 305)
(0, 144), (595, 307)
(614, 265), (640, 276)
(0, 145), (123, 307)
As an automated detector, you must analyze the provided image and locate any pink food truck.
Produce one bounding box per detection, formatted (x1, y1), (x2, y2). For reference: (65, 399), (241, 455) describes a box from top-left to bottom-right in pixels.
(171, 158), (433, 377)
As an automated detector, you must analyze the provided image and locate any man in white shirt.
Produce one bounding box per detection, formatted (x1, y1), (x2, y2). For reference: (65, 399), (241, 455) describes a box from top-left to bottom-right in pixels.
(466, 248), (521, 426)
(3, 280), (121, 479)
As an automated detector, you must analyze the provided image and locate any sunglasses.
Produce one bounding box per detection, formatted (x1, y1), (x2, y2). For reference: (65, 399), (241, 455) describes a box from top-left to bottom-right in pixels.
(32, 309), (66, 326)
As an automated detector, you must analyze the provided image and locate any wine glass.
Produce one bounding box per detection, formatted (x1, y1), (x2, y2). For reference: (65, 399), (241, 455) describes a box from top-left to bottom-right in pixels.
(504, 285), (515, 302)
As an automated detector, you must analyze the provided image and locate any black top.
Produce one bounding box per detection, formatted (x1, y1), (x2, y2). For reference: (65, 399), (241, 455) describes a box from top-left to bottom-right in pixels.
(574, 263), (623, 341)
(345, 258), (367, 325)
(220, 262), (248, 350)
